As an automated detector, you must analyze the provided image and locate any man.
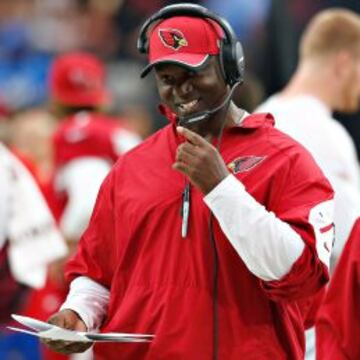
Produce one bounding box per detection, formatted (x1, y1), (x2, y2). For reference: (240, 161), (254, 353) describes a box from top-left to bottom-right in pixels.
(256, 9), (360, 359)
(43, 4), (334, 359)
(50, 52), (141, 243)
(0, 142), (67, 359)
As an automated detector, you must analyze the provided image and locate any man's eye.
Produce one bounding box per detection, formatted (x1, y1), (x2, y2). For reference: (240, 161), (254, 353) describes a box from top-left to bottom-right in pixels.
(161, 77), (174, 85)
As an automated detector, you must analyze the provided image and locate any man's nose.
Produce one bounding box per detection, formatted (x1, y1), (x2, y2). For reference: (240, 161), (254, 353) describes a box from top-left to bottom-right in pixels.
(175, 79), (193, 98)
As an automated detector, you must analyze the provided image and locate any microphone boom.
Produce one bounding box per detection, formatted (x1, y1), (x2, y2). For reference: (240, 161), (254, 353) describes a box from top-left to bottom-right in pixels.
(178, 82), (240, 126)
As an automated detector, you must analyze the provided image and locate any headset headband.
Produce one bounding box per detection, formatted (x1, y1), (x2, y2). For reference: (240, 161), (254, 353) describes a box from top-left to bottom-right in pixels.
(137, 3), (237, 54)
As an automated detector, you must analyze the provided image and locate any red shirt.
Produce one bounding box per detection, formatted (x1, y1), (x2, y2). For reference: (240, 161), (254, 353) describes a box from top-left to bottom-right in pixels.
(53, 112), (123, 168)
(66, 114), (333, 359)
(316, 218), (360, 360)
(52, 112), (136, 219)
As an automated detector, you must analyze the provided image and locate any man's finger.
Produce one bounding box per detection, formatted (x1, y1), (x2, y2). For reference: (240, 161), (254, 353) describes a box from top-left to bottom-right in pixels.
(177, 126), (207, 147)
(177, 142), (198, 159)
(172, 162), (191, 176)
(41, 338), (91, 354)
(176, 148), (195, 165)
(62, 342), (92, 354)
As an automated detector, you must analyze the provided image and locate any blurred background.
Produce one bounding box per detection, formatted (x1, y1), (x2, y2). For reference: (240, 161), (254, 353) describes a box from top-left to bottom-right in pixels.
(0, 0), (358, 149)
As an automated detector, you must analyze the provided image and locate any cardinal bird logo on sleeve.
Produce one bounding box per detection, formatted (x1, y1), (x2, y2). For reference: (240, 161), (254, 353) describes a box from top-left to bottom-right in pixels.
(158, 29), (188, 50)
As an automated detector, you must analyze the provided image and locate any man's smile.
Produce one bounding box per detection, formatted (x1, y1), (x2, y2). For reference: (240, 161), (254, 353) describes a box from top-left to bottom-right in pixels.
(176, 98), (201, 115)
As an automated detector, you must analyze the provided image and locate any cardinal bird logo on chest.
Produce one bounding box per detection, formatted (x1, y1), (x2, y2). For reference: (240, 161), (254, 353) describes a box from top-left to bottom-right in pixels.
(227, 156), (266, 174)
(158, 29), (188, 50)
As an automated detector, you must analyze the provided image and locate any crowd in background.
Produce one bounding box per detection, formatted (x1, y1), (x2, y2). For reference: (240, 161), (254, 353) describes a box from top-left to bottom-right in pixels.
(0, 0), (358, 142)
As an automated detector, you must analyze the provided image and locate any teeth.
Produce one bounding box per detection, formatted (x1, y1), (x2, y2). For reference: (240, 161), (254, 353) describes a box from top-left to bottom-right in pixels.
(179, 99), (198, 111)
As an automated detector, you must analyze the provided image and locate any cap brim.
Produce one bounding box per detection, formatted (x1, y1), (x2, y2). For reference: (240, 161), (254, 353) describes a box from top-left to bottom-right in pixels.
(140, 54), (210, 78)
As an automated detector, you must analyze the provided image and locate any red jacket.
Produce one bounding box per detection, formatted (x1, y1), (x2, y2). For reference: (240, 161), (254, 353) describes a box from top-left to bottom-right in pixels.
(66, 114), (333, 359)
(316, 218), (360, 360)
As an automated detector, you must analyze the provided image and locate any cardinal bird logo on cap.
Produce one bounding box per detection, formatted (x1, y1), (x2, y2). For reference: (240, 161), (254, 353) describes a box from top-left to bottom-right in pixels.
(158, 28), (188, 50)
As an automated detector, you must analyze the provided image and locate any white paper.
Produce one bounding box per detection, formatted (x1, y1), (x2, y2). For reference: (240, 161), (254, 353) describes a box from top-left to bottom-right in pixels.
(12, 314), (54, 332)
(8, 326), (92, 342)
(9, 314), (154, 343)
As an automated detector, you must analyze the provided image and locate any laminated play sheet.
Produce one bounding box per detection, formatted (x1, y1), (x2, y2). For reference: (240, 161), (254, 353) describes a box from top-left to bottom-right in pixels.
(9, 314), (154, 343)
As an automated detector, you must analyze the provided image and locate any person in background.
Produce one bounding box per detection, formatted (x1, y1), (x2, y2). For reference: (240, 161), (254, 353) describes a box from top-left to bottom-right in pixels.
(256, 8), (360, 360)
(49, 52), (141, 246)
(0, 141), (67, 360)
(42, 4), (334, 359)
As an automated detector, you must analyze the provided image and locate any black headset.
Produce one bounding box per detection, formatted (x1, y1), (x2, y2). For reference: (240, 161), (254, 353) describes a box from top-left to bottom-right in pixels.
(137, 3), (245, 87)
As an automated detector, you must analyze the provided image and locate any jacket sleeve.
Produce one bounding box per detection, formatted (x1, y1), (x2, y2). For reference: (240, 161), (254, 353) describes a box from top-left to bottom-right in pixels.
(204, 150), (334, 301)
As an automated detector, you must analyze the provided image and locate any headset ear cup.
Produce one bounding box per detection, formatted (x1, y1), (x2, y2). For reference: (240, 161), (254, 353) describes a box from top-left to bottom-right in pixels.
(235, 41), (245, 84)
(219, 38), (245, 86)
(221, 42), (237, 86)
(218, 40), (229, 84)
(226, 41), (245, 86)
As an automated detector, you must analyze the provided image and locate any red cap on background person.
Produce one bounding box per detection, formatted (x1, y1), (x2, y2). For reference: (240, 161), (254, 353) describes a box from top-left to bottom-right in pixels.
(140, 16), (223, 77)
(49, 52), (110, 107)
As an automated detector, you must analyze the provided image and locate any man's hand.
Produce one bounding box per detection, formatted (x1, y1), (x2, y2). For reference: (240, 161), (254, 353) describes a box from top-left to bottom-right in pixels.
(173, 126), (229, 194)
(41, 309), (93, 354)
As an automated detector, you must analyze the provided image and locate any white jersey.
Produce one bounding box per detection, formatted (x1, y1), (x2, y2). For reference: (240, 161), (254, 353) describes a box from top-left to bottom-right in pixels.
(0, 143), (67, 288)
(257, 95), (360, 267)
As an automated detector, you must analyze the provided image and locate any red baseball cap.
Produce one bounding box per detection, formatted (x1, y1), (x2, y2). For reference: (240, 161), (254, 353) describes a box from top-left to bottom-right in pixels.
(141, 16), (223, 78)
(49, 52), (110, 107)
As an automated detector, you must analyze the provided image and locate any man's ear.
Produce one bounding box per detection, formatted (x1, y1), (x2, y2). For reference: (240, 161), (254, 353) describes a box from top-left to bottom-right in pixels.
(334, 50), (353, 79)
